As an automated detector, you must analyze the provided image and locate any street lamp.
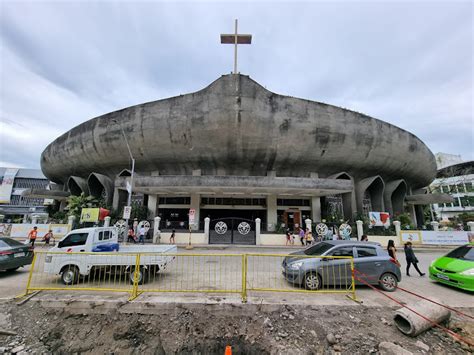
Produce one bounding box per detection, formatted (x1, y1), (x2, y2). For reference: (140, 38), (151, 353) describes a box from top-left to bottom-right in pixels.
(111, 119), (135, 242)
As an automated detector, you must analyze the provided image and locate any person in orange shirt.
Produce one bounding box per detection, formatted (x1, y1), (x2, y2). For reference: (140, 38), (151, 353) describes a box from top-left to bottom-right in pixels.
(28, 226), (38, 247)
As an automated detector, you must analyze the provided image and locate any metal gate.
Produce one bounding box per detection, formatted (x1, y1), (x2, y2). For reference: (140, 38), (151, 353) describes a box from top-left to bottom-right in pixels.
(209, 218), (256, 245)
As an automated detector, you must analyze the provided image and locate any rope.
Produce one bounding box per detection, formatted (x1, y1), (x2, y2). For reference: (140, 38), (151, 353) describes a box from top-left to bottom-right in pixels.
(352, 273), (474, 348)
(353, 268), (474, 320)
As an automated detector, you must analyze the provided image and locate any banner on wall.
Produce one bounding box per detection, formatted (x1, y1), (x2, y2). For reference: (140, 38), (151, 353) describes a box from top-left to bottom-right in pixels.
(369, 211), (390, 227)
(400, 230), (471, 245)
(0, 168), (19, 203)
(80, 208), (100, 223)
(10, 224), (50, 238)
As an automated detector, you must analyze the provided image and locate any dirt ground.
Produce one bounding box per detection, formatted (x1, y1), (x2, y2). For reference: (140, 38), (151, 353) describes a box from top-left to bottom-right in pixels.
(0, 300), (472, 354)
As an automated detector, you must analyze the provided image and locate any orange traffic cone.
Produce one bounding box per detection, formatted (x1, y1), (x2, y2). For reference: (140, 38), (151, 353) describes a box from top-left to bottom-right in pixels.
(225, 345), (232, 355)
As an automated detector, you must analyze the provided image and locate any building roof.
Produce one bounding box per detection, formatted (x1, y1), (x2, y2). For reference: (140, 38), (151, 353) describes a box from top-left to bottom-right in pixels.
(436, 161), (474, 178)
(0, 167), (47, 180)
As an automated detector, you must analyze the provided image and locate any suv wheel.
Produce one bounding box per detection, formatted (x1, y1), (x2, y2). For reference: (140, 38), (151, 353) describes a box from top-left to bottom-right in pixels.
(303, 272), (321, 290)
(379, 272), (398, 292)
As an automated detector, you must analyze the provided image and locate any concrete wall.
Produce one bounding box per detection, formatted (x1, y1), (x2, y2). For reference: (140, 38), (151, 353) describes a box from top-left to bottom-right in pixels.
(41, 74), (436, 190)
(157, 232), (207, 245)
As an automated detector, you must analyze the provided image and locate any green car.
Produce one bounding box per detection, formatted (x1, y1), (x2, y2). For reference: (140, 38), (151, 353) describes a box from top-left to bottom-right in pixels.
(429, 243), (474, 292)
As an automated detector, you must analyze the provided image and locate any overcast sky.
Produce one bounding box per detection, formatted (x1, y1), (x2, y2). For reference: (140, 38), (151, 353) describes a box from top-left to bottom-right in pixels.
(0, 0), (472, 170)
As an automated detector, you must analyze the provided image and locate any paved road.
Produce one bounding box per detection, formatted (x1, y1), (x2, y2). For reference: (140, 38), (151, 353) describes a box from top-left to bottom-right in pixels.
(1, 245), (472, 308)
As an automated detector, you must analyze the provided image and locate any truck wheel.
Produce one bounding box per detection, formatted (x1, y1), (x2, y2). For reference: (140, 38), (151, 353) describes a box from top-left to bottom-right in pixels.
(129, 267), (147, 285)
(61, 265), (79, 285)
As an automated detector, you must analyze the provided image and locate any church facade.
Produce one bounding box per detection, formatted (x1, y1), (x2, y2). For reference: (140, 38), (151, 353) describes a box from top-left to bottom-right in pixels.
(40, 74), (438, 232)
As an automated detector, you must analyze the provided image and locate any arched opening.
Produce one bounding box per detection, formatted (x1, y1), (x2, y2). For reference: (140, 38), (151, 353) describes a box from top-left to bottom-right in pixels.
(357, 176), (385, 215)
(384, 180), (407, 217)
(67, 176), (89, 196)
(325, 172), (354, 220)
(87, 173), (113, 205)
(117, 169), (132, 177)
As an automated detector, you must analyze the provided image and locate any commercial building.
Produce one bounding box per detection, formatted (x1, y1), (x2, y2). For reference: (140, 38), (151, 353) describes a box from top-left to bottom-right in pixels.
(0, 167), (50, 221)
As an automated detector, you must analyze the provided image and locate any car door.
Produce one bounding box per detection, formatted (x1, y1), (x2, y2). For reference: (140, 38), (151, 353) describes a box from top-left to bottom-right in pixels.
(354, 246), (380, 285)
(320, 246), (354, 289)
(57, 233), (89, 252)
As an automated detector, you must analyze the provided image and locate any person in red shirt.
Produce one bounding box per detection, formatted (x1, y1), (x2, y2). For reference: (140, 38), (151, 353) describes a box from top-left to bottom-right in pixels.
(28, 226), (38, 247)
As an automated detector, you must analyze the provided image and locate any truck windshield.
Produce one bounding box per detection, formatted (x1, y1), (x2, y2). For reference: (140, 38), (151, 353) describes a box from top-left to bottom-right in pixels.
(304, 242), (334, 255)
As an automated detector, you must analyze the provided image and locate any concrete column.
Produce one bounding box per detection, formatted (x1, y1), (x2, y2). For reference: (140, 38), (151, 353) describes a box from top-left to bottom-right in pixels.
(153, 216), (161, 244)
(255, 218), (261, 245)
(112, 187), (120, 211)
(204, 217), (210, 244)
(266, 195), (277, 232)
(408, 205), (417, 227)
(31, 215), (38, 225)
(430, 221), (439, 232)
(22, 215), (28, 223)
(305, 218), (312, 231)
(467, 221), (474, 231)
(311, 197), (321, 222)
(190, 193), (200, 231)
(104, 216), (111, 227)
(147, 194), (158, 218)
(0, 215), (4, 222)
(68, 215), (75, 228)
(356, 220), (364, 239)
(393, 221), (401, 237)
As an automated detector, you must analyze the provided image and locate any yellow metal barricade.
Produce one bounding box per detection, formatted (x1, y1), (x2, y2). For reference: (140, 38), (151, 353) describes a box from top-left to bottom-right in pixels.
(24, 251), (137, 299)
(138, 254), (244, 298)
(22, 252), (356, 302)
(245, 254), (357, 301)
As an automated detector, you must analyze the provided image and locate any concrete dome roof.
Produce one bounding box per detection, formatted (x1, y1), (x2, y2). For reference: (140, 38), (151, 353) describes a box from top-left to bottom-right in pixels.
(41, 74), (436, 188)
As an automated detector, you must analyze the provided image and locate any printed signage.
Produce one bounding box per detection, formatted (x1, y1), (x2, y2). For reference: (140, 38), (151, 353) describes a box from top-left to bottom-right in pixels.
(80, 208), (100, 223)
(189, 208), (195, 225)
(369, 211), (390, 227)
(400, 230), (471, 245)
(123, 206), (132, 219)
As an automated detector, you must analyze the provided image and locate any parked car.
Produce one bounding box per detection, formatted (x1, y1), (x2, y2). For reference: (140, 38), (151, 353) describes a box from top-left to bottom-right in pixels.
(429, 243), (474, 292)
(282, 240), (401, 292)
(0, 237), (34, 272)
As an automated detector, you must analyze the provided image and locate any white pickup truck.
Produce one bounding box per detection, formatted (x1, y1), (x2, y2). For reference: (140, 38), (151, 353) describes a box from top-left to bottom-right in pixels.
(43, 227), (177, 285)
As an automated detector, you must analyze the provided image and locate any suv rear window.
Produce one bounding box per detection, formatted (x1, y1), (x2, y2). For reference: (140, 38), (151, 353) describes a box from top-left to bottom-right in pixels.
(446, 245), (474, 261)
(356, 246), (377, 258)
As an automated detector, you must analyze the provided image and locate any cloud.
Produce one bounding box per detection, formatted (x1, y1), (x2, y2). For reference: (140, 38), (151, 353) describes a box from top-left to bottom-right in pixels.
(0, 0), (472, 171)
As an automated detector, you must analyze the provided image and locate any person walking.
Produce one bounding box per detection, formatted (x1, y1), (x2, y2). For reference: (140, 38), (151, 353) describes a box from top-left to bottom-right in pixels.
(170, 229), (176, 244)
(387, 240), (400, 267)
(138, 225), (146, 245)
(285, 228), (291, 246)
(404, 242), (425, 277)
(43, 229), (53, 245)
(27, 226), (38, 247)
(299, 227), (305, 246)
(305, 228), (314, 246)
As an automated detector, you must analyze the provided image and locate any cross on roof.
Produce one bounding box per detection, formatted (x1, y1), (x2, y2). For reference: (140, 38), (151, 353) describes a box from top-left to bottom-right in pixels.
(220, 19), (252, 74)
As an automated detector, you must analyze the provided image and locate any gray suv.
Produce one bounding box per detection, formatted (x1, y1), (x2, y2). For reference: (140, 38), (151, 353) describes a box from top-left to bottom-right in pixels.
(282, 241), (401, 292)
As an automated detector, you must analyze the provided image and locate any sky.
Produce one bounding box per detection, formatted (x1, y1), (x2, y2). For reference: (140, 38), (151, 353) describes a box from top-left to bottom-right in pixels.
(0, 0), (473, 170)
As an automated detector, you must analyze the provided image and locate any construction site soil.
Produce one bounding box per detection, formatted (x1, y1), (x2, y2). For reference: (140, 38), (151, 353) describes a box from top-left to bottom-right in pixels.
(0, 300), (472, 354)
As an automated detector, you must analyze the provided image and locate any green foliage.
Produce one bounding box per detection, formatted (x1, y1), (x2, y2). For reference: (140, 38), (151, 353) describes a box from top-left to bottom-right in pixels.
(458, 212), (474, 224)
(394, 213), (414, 230)
(51, 211), (66, 222)
(130, 202), (149, 221)
(65, 193), (101, 222)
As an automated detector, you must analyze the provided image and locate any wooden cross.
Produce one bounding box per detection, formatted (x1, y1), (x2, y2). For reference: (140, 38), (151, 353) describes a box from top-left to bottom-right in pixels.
(220, 19), (252, 74)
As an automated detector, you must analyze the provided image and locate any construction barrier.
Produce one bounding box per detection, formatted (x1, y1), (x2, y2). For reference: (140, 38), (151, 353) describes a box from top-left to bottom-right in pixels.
(22, 251), (356, 302)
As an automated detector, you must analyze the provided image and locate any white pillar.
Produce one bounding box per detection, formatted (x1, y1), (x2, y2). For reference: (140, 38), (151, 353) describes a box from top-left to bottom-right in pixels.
(255, 218), (261, 245)
(204, 217), (210, 244)
(68, 215), (75, 228)
(393, 220), (401, 237)
(153, 216), (161, 244)
(0, 214), (4, 222)
(147, 194), (158, 218)
(22, 215), (28, 223)
(31, 215), (38, 225)
(104, 216), (111, 227)
(266, 195), (277, 231)
(305, 218), (312, 231)
(356, 220), (364, 239)
(190, 193), (200, 231)
(467, 221), (474, 232)
(430, 221), (439, 232)
(311, 196), (321, 222)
